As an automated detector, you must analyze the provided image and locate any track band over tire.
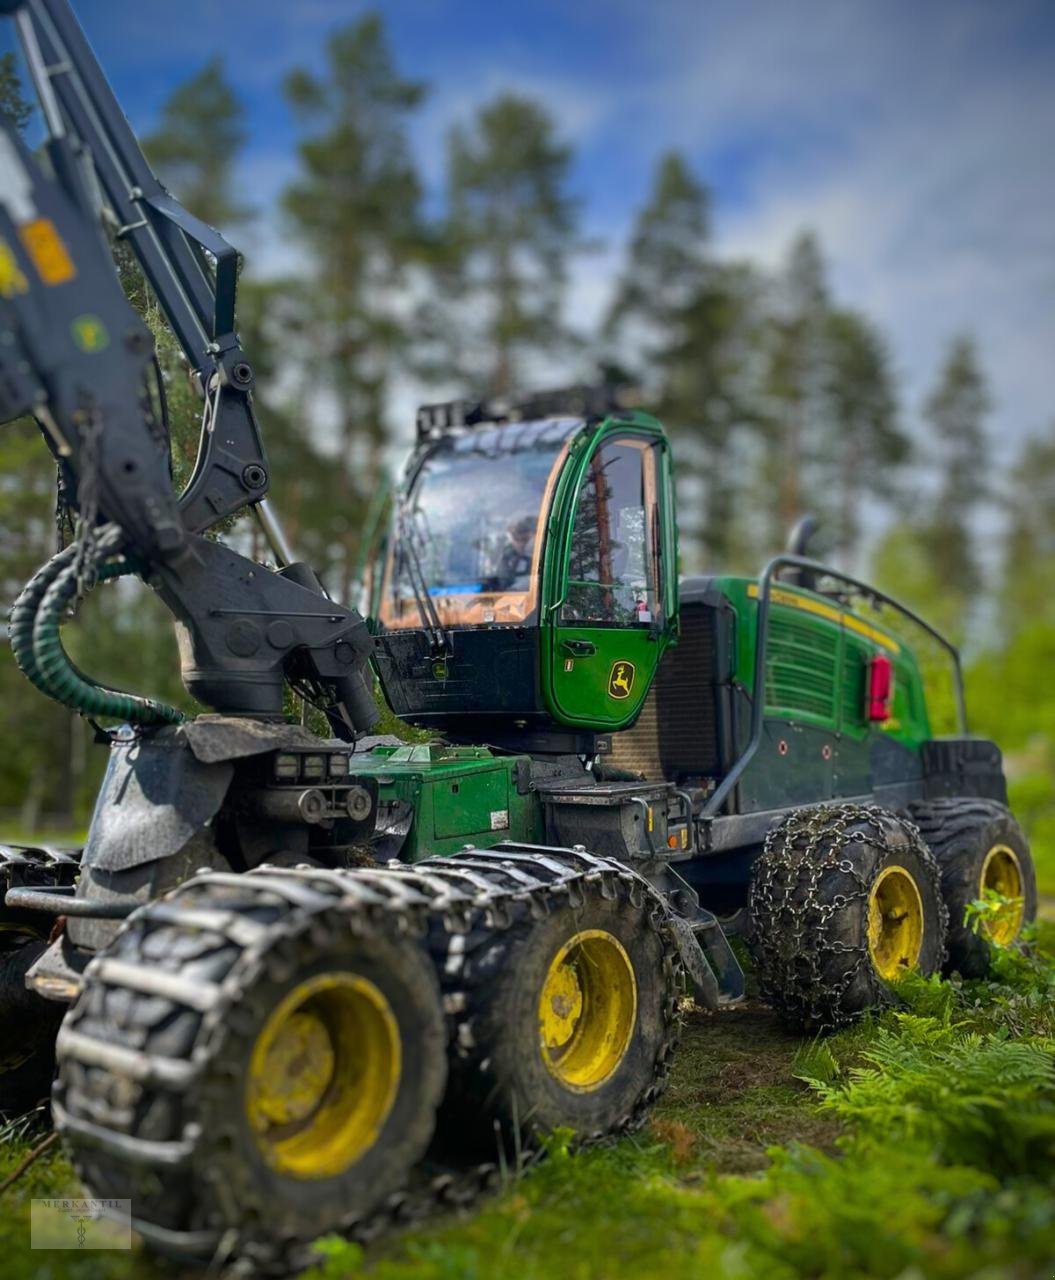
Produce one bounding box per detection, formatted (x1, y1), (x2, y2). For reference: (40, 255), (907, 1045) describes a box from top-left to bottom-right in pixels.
(53, 844), (682, 1269)
(54, 866), (447, 1265)
(424, 847), (681, 1157)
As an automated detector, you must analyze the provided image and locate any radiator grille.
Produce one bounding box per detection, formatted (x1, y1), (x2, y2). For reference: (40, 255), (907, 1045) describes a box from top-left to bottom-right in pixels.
(840, 637), (869, 729)
(765, 614), (838, 721)
(608, 604), (720, 782)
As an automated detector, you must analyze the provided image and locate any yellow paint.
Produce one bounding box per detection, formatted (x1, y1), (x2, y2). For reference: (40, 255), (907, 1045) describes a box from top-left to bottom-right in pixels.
(0, 239), (28, 297)
(867, 864), (925, 980)
(747, 583), (900, 654)
(608, 660), (636, 699)
(19, 218), (76, 286)
(979, 843), (1025, 945)
(538, 929), (636, 1092)
(70, 315), (109, 353)
(246, 971), (401, 1179)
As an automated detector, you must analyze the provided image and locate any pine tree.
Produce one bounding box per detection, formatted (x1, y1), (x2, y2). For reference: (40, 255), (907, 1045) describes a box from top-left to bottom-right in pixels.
(822, 308), (906, 560)
(281, 14), (427, 599)
(143, 58), (250, 229)
(760, 231), (830, 549)
(921, 335), (991, 599)
(445, 94), (579, 396)
(605, 152), (763, 568)
(605, 151), (710, 353)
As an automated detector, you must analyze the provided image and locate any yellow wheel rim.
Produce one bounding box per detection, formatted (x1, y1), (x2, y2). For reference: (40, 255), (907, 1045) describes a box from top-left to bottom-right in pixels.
(246, 972), (401, 1179)
(980, 844), (1025, 945)
(538, 929), (636, 1092)
(867, 865), (925, 981)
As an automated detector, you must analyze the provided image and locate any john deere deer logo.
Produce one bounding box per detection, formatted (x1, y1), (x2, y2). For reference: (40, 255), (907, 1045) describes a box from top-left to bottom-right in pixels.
(608, 661), (636, 700)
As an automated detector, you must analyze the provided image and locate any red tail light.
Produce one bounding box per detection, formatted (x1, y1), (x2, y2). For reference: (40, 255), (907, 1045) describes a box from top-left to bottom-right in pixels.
(867, 653), (895, 722)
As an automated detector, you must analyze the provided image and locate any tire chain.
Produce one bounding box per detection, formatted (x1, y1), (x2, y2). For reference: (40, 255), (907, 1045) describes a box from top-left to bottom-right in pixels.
(748, 802), (948, 1028)
(53, 843), (683, 1272)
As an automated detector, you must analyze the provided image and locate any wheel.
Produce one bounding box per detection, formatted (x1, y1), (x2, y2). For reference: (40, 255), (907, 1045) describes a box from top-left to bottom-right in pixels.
(436, 871), (680, 1153)
(909, 799), (1037, 977)
(748, 804), (948, 1028)
(0, 931), (64, 1116)
(0, 847), (80, 1115)
(54, 869), (447, 1264)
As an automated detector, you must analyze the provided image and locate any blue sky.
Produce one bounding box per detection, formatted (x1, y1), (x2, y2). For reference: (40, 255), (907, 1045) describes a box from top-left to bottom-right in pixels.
(11, 1), (1055, 467)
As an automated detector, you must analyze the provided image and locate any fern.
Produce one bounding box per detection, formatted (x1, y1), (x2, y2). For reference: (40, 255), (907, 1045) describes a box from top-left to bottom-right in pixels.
(811, 1015), (1055, 1175)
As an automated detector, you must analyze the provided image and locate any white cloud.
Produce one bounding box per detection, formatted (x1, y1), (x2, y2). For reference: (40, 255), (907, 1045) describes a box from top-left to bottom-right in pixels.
(585, 1), (1055, 461)
(90, 0), (1049, 476)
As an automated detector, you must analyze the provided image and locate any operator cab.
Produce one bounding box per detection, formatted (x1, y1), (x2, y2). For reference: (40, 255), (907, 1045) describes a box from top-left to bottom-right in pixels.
(370, 394), (679, 749)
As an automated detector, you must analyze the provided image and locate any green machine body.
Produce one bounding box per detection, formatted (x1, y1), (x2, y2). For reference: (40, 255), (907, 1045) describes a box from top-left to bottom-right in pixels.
(369, 402), (679, 751)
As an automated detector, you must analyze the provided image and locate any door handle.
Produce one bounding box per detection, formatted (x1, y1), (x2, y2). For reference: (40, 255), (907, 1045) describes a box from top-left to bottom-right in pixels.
(561, 639), (597, 657)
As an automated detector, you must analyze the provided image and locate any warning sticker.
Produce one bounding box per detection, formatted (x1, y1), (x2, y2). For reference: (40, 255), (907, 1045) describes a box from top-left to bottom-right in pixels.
(20, 218), (76, 286)
(489, 809), (509, 831)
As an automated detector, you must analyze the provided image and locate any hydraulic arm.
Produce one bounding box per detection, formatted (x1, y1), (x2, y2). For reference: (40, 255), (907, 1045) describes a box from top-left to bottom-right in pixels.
(0, 0), (377, 734)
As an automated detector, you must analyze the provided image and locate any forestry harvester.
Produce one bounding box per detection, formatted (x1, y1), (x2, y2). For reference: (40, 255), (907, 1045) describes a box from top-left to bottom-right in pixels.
(0, 0), (1037, 1266)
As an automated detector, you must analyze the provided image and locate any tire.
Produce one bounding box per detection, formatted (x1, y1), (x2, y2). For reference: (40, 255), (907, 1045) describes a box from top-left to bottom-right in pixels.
(436, 873), (680, 1154)
(54, 869), (447, 1263)
(0, 847), (80, 1115)
(0, 933), (64, 1116)
(748, 803), (948, 1028)
(908, 798), (1037, 978)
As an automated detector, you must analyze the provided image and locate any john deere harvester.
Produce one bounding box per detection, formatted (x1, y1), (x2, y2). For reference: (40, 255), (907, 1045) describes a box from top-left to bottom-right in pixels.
(0, 0), (1037, 1266)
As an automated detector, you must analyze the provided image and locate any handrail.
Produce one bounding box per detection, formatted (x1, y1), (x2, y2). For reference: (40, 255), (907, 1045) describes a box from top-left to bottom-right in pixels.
(701, 554), (968, 819)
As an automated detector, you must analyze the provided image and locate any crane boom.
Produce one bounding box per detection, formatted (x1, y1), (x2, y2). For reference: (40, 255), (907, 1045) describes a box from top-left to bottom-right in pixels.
(0, 0), (378, 735)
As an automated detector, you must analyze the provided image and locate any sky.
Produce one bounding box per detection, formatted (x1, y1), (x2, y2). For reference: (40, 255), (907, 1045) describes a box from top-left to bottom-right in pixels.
(10, 0), (1055, 468)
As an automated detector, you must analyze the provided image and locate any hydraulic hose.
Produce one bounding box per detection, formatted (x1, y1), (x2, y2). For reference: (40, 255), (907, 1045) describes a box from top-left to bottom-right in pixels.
(9, 543), (78, 698)
(10, 535), (184, 726)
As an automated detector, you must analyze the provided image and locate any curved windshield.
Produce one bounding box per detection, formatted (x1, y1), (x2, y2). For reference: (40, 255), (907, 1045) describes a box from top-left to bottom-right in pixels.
(379, 427), (571, 629)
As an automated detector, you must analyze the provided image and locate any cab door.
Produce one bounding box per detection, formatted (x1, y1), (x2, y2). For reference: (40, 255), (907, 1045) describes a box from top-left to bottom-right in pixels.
(544, 431), (673, 730)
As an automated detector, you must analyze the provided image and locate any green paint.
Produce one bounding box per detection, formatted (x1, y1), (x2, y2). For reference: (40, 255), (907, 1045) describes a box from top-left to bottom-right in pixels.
(716, 575), (931, 750)
(351, 743), (543, 861)
(70, 314), (109, 353)
(539, 411), (680, 731)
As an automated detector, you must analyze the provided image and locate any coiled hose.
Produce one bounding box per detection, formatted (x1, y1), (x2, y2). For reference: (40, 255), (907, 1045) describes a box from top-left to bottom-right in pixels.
(9, 529), (184, 726)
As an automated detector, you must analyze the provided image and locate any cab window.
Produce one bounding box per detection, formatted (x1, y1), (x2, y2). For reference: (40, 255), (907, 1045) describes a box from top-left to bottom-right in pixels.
(562, 438), (660, 626)
(378, 434), (568, 629)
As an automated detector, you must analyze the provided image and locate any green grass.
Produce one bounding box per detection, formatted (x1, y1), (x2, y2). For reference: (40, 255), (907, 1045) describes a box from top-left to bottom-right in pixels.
(4, 927), (1053, 1280)
(299, 923), (1055, 1280)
